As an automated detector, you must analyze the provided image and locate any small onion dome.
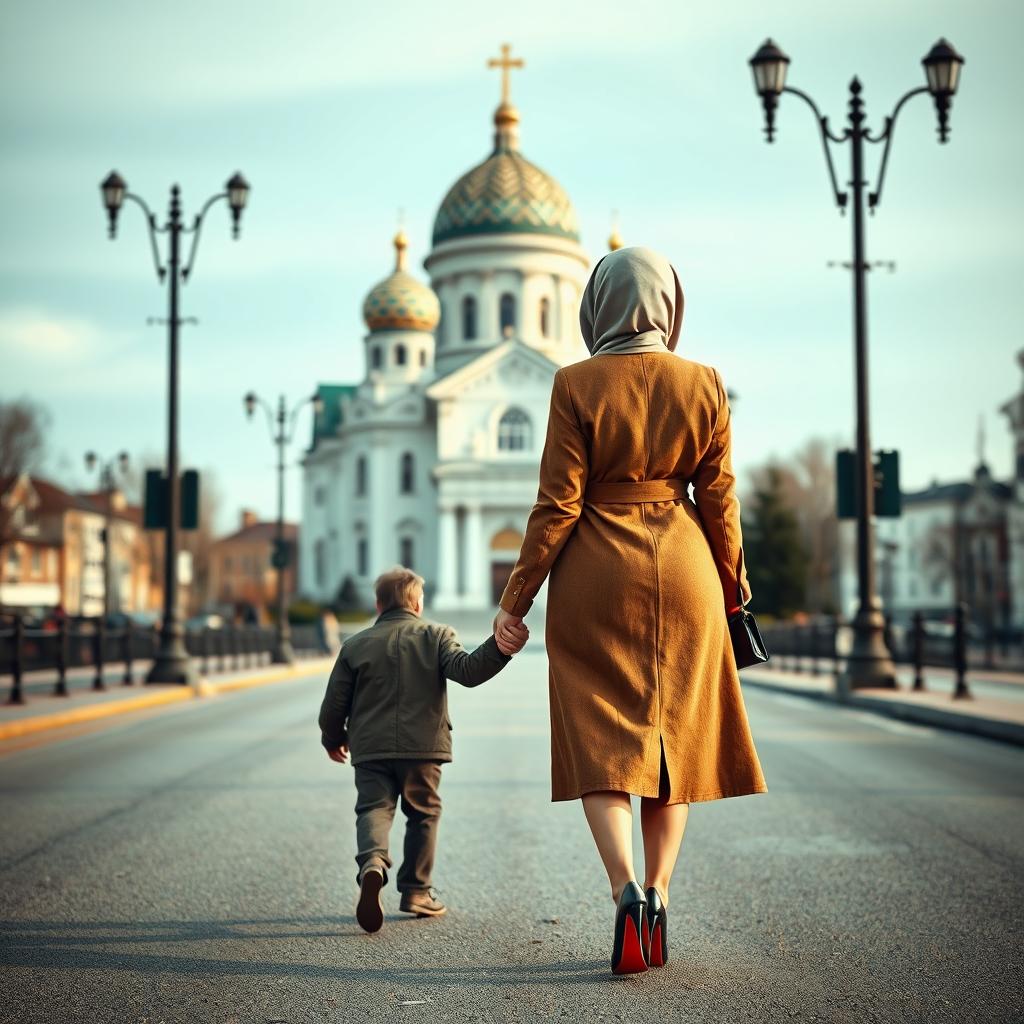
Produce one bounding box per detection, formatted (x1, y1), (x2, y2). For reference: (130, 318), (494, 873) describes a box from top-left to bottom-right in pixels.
(608, 227), (624, 251)
(362, 230), (440, 333)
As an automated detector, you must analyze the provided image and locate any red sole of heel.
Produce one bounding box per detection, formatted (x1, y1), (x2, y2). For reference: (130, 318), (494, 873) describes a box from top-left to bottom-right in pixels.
(649, 922), (666, 967)
(613, 915), (648, 975)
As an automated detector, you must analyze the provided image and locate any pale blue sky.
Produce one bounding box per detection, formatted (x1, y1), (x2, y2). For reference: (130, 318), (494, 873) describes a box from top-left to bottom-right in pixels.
(1, 0), (1019, 533)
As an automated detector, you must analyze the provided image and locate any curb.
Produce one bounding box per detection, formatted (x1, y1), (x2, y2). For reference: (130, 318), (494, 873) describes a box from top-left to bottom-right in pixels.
(740, 672), (1024, 748)
(0, 657), (333, 742)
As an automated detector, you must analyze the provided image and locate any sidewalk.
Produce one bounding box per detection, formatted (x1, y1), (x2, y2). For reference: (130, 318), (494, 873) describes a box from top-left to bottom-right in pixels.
(0, 656), (334, 742)
(740, 663), (1024, 747)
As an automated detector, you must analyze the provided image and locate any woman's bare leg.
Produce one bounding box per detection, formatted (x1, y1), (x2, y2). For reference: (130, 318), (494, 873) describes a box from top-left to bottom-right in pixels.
(639, 797), (689, 906)
(581, 791), (636, 902)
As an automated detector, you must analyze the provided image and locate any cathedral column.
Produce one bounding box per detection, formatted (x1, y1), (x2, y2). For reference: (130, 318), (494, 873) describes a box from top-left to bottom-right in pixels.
(435, 504), (459, 608)
(368, 436), (389, 580)
(521, 272), (542, 346)
(464, 504), (486, 606)
(480, 272), (498, 342)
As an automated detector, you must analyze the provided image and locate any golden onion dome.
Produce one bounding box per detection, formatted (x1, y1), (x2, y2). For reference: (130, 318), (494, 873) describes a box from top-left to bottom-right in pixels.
(362, 231), (440, 333)
(432, 99), (579, 247)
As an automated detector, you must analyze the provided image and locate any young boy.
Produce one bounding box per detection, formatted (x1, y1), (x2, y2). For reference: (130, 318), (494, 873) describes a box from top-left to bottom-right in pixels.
(318, 565), (529, 933)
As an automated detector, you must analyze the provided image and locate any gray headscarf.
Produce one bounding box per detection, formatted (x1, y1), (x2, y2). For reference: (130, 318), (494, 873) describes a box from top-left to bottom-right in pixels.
(579, 246), (685, 356)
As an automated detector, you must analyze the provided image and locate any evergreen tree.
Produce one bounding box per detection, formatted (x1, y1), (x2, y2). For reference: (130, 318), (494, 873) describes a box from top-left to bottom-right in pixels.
(743, 464), (809, 617)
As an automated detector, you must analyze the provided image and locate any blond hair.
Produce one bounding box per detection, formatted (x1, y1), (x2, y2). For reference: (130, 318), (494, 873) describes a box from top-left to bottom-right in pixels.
(374, 565), (425, 612)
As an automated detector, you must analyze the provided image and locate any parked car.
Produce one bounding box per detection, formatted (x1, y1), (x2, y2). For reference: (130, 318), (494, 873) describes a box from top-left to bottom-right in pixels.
(103, 611), (159, 631)
(185, 612), (225, 631)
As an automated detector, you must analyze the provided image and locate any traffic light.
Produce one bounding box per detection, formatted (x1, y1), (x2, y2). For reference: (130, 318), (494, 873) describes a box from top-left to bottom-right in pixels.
(143, 469), (201, 530)
(836, 449), (901, 519)
(270, 537), (290, 570)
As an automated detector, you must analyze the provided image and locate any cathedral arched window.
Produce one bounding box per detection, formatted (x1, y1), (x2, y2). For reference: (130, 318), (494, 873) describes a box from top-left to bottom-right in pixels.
(400, 536), (415, 570)
(498, 407), (532, 452)
(462, 296), (477, 341)
(371, 345), (382, 369)
(355, 454), (367, 496)
(357, 537), (368, 577)
(395, 343), (407, 366)
(419, 349), (427, 366)
(539, 296), (551, 339)
(500, 292), (516, 338)
(400, 452), (415, 494)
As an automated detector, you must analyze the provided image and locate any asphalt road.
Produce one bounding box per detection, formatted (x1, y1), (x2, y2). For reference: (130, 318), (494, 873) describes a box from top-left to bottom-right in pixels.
(1, 614), (1022, 1023)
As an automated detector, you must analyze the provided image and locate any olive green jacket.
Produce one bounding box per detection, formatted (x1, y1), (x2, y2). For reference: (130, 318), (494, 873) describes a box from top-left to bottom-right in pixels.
(317, 606), (512, 765)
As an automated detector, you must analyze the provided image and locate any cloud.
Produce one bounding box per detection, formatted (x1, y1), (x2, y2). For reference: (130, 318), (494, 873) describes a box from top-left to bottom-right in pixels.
(0, 308), (103, 359)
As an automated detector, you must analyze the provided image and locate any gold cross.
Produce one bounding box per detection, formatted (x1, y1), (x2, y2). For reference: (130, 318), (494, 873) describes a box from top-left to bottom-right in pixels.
(487, 43), (524, 105)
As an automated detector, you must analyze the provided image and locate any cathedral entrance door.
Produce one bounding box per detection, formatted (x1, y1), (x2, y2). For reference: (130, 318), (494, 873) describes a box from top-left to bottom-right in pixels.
(491, 562), (516, 604)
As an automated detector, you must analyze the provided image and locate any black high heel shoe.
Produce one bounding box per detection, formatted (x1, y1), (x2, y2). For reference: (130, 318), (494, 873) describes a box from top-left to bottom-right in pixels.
(611, 881), (649, 975)
(645, 886), (668, 967)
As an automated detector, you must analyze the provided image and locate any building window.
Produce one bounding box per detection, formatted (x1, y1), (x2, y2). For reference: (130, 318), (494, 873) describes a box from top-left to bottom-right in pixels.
(539, 296), (551, 338)
(400, 536), (414, 570)
(313, 485), (326, 507)
(371, 345), (382, 369)
(500, 292), (516, 337)
(462, 295), (477, 340)
(31, 548), (41, 575)
(400, 452), (415, 494)
(498, 407), (532, 452)
(356, 455), (367, 496)
(358, 538), (368, 577)
(419, 349), (427, 366)
(395, 343), (407, 366)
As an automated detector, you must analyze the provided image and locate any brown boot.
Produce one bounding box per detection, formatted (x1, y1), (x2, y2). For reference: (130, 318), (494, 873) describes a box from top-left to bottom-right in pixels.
(399, 887), (446, 917)
(356, 867), (385, 933)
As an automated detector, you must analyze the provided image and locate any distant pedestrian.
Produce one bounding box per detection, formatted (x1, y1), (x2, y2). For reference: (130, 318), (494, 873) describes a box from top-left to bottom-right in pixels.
(317, 607), (341, 656)
(319, 565), (528, 933)
(492, 246), (768, 975)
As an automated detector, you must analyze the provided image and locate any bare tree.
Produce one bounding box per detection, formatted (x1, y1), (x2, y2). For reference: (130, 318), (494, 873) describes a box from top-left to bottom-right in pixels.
(742, 435), (843, 614)
(0, 397), (50, 548)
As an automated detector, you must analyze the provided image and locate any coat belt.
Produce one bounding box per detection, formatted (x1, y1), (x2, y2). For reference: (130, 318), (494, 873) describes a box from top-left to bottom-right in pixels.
(584, 478), (688, 504)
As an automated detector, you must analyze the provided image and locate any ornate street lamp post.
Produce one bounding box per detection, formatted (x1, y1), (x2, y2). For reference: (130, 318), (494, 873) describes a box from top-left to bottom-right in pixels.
(84, 450), (130, 619)
(748, 39), (964, 692)
(100, 171), (250, 684)
(243, 390), (323, 664)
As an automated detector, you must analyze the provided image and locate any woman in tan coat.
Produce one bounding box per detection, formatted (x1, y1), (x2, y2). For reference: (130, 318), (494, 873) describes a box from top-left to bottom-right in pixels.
(493, 246), (767, 974)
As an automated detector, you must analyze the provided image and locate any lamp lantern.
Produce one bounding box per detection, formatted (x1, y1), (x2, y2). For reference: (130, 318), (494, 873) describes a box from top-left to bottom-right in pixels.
(749, 39), (790, 142)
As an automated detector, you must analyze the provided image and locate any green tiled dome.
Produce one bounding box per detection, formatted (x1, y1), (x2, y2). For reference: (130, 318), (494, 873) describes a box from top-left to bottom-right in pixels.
(432, 103), (579, 246)
(363, 232), (440, 333)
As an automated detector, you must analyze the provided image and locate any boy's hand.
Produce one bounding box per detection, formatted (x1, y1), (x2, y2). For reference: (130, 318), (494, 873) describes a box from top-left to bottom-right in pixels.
(494, 613), (529, 656)
(327, 744), (349, 764)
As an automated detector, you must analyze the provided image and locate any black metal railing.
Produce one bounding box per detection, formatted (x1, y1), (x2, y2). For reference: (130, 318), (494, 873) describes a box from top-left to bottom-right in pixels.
(0, 616), (326, 705)
(756, 603), (983, 698)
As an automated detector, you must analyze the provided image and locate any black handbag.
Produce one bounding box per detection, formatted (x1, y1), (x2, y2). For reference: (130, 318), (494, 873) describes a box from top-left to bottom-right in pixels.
(727, 552), (769, 670)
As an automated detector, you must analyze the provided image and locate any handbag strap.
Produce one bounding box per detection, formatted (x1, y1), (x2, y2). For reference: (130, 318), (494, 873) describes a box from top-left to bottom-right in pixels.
(736, 548), (746, 608)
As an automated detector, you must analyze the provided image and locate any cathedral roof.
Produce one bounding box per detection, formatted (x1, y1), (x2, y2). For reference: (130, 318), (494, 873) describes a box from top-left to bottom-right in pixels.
(362, 231), (440, 333)
(431, 55), (579, 247)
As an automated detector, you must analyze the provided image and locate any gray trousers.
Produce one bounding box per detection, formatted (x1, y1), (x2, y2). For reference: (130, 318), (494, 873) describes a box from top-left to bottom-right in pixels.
(353, 759), (443, 893)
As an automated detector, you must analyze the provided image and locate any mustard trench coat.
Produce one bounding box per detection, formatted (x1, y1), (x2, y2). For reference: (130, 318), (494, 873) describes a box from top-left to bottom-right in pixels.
(498, 351), (768, 805)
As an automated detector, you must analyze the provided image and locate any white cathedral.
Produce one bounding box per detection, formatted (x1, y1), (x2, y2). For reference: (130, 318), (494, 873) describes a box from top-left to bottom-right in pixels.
(300, 49), (607, 611)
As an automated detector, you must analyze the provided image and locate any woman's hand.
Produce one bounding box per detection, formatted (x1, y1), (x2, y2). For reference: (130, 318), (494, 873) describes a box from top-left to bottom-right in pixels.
(494, 608), (528, 653)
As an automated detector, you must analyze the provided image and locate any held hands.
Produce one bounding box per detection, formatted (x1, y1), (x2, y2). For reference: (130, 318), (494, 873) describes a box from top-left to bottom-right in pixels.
(494, 608), (529, 656)
(327, 744), (349, 764)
